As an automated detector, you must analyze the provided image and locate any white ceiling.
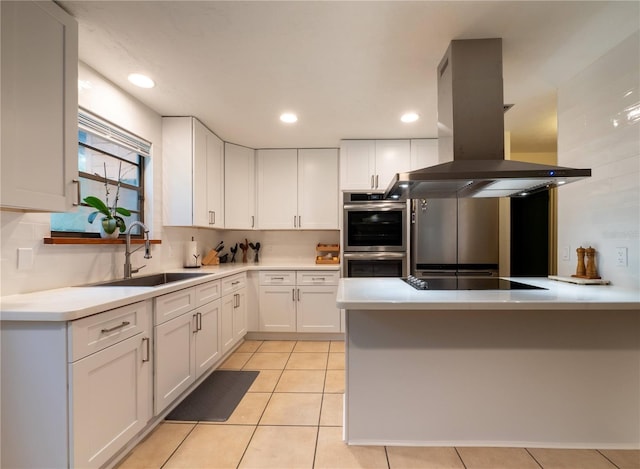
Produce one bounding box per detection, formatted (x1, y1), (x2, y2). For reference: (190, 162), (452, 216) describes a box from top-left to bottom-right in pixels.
(59, 1), (639, 152)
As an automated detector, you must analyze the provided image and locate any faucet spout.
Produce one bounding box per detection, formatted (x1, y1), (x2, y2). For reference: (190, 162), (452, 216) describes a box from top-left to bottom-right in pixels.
(124, 222), (152, 278)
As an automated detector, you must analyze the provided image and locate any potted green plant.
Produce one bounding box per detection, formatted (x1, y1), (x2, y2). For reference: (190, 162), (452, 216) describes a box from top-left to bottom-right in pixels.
(84, 162), (131, 238)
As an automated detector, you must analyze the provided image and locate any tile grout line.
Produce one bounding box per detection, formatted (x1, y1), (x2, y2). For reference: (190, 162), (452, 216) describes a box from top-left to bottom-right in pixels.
(454, 447), (468, 469)
(524, 448), (545, 469)
(159, 422), (198, 469)
(596, 449), (622, 469)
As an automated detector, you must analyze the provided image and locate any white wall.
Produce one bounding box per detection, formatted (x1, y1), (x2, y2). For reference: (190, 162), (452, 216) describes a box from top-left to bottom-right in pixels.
(557, 31), (640, 289)
(0, 63), (338, 296)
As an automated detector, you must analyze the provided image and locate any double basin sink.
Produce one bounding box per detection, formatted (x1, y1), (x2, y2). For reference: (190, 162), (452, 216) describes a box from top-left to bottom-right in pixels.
(85, 272), (211, 287)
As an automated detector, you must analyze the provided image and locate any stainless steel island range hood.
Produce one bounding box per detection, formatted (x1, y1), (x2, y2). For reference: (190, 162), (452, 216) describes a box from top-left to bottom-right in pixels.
(385, 38), (591, 200)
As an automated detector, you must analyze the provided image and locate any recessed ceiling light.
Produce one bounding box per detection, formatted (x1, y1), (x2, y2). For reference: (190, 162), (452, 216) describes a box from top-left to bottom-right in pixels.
(401, 112), (419, 123)
(128, 73), (155, 89)
(280, 113), (298, 123)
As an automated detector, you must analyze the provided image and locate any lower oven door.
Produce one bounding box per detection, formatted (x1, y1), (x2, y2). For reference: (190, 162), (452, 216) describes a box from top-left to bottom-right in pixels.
(343, 252), (407, 278)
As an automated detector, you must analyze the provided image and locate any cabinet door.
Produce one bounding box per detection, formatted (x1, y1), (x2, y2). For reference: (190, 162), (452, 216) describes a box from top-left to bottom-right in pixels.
(339, 140), (375, 191)
(410, 139), (439, 170)
(1, 1), (78, 211)
(296, 286), (341, 333)
(162, 117), (195, 226)
(193, 119), (210, 227)
(375, 140), (411, 191)
(233, 289), (247, 340)
(225, 143), (256, 230)
(221, 293), (236, 354)
(259, 286), (296, 332)
(298, 149), (339, 229)
(206, 131), (225, 228)
(71, 333), (151, 469)
(154, 313), (195, 415)
(194, 299), (221, 378)
(256, 149), (298, 229)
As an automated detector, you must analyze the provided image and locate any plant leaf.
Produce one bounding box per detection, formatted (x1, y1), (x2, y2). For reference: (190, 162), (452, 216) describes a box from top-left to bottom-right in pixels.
(115, 206), (131, 217)
(83, 196), (111, 217)
(87, 211), (99, 224)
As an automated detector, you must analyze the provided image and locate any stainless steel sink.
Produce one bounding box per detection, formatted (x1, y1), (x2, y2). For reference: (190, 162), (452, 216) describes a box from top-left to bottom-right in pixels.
(86, 272), (211, 287)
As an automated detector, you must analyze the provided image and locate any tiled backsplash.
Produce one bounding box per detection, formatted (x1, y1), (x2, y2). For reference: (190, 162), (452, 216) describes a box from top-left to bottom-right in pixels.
(557, 31), (639, 289)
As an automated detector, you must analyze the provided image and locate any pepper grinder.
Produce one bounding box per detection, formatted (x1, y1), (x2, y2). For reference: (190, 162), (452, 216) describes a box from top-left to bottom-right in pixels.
(585, 246), (600, 279)
(573, 246), (586, 278)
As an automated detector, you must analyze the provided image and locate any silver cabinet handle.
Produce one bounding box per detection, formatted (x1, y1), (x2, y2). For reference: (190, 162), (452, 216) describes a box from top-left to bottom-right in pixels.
(209, 211), (215, 224)
(293, 215), (297, 228)
(271, 276), (284, 280)
(72, 179), (81, 206)
(197, 312), (202, 331)
(297, 288), (300, 302)
(251, 215), (255, 228)
(370, 175), (374, 189)
(232, 280), (240, 285)
(193, 313), (199, 333)
(292, 289), (295, 301)
(101, 321), (130, 334)
(142, 337), (150, 363)
(375, 174), (379, 189)
(312, 277), (326, 281)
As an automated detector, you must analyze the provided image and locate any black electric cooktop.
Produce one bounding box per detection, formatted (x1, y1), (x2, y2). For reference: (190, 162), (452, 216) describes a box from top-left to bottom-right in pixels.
(403, 275), (547, 291)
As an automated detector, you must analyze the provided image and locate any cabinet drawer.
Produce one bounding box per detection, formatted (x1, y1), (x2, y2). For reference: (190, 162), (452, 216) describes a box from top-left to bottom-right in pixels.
(154, 287), (196, 325)
(296, 271), (339, 286)
(221, 272), (247, 295)
(196, 279), (221, 307)
(259, 271), (295, 286)
(68, 301), (149, 362)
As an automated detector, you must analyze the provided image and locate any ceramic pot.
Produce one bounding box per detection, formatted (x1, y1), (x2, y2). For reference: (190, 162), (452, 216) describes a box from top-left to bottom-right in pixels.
(100, 218), (120, 239)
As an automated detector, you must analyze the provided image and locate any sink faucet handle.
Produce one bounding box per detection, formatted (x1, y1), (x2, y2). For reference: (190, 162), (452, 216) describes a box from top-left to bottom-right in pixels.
(132, 265), (146, 275)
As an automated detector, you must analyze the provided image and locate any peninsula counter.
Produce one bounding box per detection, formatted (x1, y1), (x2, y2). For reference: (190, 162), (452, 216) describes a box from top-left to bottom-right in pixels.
(336, 277), (640, 449)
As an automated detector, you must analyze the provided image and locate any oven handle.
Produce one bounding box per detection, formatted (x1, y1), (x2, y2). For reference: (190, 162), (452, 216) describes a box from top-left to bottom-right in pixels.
(343, 252), (406, 260)
(343, 203), (406, 211)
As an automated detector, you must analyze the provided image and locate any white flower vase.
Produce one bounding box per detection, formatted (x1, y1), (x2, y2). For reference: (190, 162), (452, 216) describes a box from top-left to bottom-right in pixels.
(100, 218), (120, 239)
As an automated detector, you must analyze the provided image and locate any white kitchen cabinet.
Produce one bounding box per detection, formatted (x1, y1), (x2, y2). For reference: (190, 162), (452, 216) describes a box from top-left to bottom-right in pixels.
(154, 280), (222, 415)
(1, 300), (152, 469)
(221, 273), (248, 354)
(1, 0), (78, 211)
(410, 139), (439, 170)
(259, 271), (340, 332)
(163, 117), (224, 228)
(340, 140), (411, 192)
(225, 143), (256, 229)
(257, 148), (339, 229)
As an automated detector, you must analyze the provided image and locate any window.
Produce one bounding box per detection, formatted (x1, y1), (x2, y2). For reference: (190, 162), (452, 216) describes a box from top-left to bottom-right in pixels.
(51, 110), (151, 237)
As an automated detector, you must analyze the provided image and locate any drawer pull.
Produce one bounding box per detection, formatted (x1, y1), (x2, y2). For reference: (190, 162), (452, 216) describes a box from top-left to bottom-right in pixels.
(231, 281), (240, 285)
(101, 321), (130, 334)
(142, 337), (150, 362)
(312, 277), (326, 281)
(271, 277), (285, 280)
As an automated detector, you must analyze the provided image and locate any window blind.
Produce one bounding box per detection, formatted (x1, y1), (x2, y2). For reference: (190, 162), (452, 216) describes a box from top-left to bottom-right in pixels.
(78, 109), (152, 157)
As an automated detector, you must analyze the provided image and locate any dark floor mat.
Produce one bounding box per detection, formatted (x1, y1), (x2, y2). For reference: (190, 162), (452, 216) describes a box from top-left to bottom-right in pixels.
(165, 370), (259, 422)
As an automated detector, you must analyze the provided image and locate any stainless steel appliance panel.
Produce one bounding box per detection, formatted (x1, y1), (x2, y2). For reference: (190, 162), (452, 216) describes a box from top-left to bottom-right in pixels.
(343, 252), (407, 278)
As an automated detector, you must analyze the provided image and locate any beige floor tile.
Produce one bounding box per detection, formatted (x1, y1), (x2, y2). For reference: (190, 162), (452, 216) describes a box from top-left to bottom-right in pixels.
(387, 447), (465, 469)
(259, 392), (322, 426)
(330, 340), (346, 352)
(320, 393), (343, 426)
(599, 449), (640, 469)
(243, 352), (290, 370)
(163, 424), (255, 469)
(325, 369), (345, 393)
(457, 447), (540, 469)
(210, 392), (270, 425)
(117, 422), (195, 469)
(218, 352), (253, 370)
(294, 340), (330, 352)
(256, 340), (296, 352)
(274, 369), (326, 392)
(528, 448), (618, 469)
(314, 426), (388, 469)
(238, 425), (317, 469)
(286, 352), (328, 369)
(328, 352), (345, 369)
(236, 340), (263, 353)
(247, 369), (282, 393)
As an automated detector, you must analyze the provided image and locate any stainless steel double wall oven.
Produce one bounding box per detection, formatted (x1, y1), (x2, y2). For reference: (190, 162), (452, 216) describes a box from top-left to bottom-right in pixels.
(342, 192), (407, 277)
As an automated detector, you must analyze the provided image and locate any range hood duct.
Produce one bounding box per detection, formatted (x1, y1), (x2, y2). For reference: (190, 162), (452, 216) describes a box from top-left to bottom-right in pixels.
(385, 38), (591, 200)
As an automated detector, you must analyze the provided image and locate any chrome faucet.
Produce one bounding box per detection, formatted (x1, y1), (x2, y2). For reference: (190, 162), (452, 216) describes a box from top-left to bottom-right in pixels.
(124, 221), (152, 278)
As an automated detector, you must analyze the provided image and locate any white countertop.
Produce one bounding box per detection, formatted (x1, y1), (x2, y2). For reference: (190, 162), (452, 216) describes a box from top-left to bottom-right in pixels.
(0, 262), (339, 322)
(337, 277), (640, 310)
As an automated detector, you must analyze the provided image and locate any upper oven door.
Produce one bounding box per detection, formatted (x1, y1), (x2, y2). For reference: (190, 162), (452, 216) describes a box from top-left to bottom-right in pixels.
(343, 202), (407, 252)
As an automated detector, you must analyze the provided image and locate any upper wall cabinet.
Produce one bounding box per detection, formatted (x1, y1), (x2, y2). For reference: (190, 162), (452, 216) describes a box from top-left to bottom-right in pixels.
(1, 1), (78, 212)
(410, 139), (439, 170)
(339, 140), (411, 192)
(224, 143), (256, 230)
(163, 117), (224, 228)
(256, 148), (338, 230)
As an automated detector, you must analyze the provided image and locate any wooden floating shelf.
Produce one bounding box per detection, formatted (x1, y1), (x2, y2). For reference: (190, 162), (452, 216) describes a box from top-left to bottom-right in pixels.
(44, 238), (162, 245)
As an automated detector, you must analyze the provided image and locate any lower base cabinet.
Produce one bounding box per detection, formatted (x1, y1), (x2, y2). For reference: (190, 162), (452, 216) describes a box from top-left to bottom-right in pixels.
(259, 271), (340, 332)
(221, 273), (247, 354)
